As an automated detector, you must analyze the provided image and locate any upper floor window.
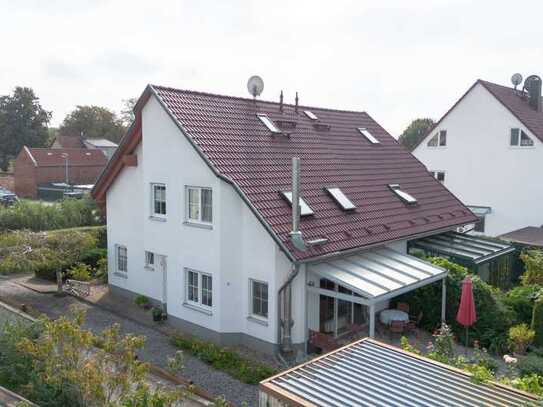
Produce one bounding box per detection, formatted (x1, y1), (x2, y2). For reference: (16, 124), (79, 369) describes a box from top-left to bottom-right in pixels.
(151, 184), (166, 216)
(116, 245), (127, 273)
(510, 128), (534, 147)
(185, 269), (212, 308)
(186, 186), (213, 224)
(427, 130), (447, 147)
(430, 171), (445, 183)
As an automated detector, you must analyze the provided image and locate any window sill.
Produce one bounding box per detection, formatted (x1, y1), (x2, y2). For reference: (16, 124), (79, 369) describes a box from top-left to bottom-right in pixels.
(183, 302), (213, 315)
(183, 221), (213, 230)
(509, 146), (535, 149)
(144, 266), (155, 271)
(149, 216), (167, 222)
(113, 272), (128, 279)
(247, 315), (268, 326)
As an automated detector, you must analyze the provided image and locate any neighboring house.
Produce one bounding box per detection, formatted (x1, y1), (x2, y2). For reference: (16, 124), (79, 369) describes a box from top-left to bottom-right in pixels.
(92, 84), (483, 354)
(412, 76), (543, 237)
(14, 147), (107, 198)
(53, 134), (118, 160)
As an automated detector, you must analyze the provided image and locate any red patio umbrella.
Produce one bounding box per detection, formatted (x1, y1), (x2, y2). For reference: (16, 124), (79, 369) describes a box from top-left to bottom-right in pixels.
(456, 276), (477, 347)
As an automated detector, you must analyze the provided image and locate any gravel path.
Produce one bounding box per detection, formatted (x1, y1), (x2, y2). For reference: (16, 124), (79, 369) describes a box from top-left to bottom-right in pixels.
(0, 275), (257, 406)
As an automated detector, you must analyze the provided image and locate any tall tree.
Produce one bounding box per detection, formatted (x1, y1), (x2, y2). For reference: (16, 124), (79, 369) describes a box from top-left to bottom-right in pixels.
(58, 105), (125, 143)
(120, 97), (137, 126)
(398, 118), (435, 151)
(0, 87), (51, 171)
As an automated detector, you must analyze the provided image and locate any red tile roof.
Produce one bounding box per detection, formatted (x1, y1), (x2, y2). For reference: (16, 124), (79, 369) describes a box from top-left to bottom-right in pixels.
(499, 226), (543, 248)
(94, 86), (477, 261)
(27, 148), (107, 167)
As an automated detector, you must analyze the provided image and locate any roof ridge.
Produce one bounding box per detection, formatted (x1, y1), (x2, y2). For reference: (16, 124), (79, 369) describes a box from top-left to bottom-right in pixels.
(150, 84), (368, 115)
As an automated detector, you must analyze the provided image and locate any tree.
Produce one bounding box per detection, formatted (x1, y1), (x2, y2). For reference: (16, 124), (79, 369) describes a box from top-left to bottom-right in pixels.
(58, 106), (125, 143)
(398, 118), (435, 151)
(120, 97), (137, 126)
(0, 87), (51, 171)
(520, 249), (543, 286)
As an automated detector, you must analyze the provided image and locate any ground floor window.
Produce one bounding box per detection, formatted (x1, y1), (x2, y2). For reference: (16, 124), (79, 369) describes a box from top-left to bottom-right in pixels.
(145, 251), (154, 269)
(250, 280), (268, 319)
(185, 269), (212, 308)
(116, 245), (127, 273)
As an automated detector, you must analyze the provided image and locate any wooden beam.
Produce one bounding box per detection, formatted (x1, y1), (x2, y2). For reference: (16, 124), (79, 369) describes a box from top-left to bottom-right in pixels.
(122, 154), (137, 167)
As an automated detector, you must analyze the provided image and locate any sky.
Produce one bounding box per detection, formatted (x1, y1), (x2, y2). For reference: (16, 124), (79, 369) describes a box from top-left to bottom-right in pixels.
(1, 0), (542, 136)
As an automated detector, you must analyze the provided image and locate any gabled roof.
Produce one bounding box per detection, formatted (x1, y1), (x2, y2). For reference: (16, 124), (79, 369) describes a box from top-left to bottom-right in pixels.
(93, 85), (476, 261)
(413, 79), (543, 150)
(499, 226), (543, 248)
(24, 148), (107, 167)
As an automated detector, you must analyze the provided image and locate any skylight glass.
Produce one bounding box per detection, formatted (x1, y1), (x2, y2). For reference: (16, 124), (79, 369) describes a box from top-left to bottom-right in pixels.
(257, 114), (281, 133)
(325, 187), (356, 210)
(304, 110), (318, 120)
(281, 191), (314, 216)
(388, 184), (417, 205)
(358, 128), (380, 144)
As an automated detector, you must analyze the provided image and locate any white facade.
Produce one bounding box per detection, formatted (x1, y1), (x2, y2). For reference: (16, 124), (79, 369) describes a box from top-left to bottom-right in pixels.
(413, 82), (543, 236)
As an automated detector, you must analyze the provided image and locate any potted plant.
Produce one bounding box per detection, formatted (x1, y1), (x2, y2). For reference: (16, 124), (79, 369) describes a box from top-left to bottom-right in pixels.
(152, 307), (163, 322)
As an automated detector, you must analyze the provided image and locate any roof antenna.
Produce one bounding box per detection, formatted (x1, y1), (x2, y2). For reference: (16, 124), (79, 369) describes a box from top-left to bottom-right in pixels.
(295, 92), (299, 113)
(279, 90), (284, 112)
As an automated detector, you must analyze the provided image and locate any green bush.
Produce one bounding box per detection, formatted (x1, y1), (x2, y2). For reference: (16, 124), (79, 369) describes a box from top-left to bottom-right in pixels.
(171, 335), (276, 384)
(135, 295), (150, 307)
(0, 197), (104, 232)
(521, 249), (543, 286)
(532, 297), (543, 348)
(508, 324), (535, 354)
(68, 263), (93, 282)
(517, 355), (543, 377)
(80, 247), (107, 268)
(505, 285), (542, 325)
(395, 257), (514, 353)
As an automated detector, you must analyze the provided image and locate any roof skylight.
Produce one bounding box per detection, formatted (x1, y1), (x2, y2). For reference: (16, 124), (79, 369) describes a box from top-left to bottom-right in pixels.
(304, 110), (318, 120)
(325, 187), (356, 210)
(281, 191), (314, 216)
(388, 184), (417, 205)
(257, 114), (281, 134)
(358, 128), (380, 144)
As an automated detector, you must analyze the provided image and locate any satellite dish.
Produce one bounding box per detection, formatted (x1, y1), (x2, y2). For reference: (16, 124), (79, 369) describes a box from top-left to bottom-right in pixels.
(247, 75), (264, 98)
(511, 73), (523, 89)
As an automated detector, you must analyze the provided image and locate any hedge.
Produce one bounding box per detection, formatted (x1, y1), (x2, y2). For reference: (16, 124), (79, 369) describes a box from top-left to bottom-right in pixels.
(532, 297), (543, 348)
(504, 285), (542, 325)
(394, 257), (514, 353)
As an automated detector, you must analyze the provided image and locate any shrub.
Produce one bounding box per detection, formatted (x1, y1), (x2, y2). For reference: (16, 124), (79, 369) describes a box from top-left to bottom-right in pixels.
(509, 324), (535, 354)
(0, 197), (104, 232)
(517, 355), (543, 377)
(532, 297), (543, 347)
(505, 285), (542, 325)
(171, 334), (276, 384)
(135, 295), (150, 307)
(79, 247), (107, 268)
(510, 374), (543, 397)
(68, 263), (93, 282)
(395, 257), (514, 353)
(520, 249), (543, 286)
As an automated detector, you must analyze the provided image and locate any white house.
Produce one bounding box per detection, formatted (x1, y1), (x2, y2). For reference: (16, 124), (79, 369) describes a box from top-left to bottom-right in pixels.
(92, 85), (480, 354)
(412, 76), (543, 237)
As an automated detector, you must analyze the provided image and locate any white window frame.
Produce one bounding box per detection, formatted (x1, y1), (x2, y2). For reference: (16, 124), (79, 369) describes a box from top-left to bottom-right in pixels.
(357, 128), (380, 144)
(510, 128), (534, 148)
(257, 114), (281, 133)
(145, 251), (155, 270)
(280, 191), (314, 216)
(325, 187), (356, 210)
(184, 268), (212, 309)
(185, 186), (213, 225)
(249, 279), (269, 320)
(151, 183), (167, 218)
(430, 171), (446, 183)
(388, 184), (417, 205)
(427, 129), (447, 148)
(116, 245), (127, 273)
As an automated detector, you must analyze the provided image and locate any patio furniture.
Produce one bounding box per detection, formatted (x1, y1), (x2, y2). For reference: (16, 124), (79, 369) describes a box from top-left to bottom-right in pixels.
(396, 302), (410, 314)
(389, 320), (406, 338)
(309, 330), (340, 354)
(379, 309), (409, 325)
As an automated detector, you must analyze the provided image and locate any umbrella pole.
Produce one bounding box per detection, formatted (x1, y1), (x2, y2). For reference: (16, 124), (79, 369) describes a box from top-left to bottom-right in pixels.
(465, 326), (468, 355)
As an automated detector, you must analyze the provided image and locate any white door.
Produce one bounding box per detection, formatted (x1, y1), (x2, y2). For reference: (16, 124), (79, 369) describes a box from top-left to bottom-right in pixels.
(157, 255), (167, 309)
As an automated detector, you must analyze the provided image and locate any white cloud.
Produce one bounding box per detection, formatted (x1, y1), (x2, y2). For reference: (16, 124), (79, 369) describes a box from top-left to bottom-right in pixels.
(0, 0), (542, 135)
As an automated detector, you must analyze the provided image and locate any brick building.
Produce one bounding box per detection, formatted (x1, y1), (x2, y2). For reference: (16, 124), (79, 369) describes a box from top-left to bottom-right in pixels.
(14, 146), (108, 198)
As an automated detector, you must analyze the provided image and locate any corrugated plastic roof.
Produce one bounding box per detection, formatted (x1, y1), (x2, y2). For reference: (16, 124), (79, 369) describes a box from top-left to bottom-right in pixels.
(260, 339), (539, 407)
(150, 86), (477, 260)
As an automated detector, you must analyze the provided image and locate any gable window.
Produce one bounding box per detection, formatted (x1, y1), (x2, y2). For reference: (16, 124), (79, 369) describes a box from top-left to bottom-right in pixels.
(186, 187), (213, 224)
(250, 280), (268, 319)
(510, 128), (534, 147)
(116, 245), (127, 273)
(280, 191), (314, 216)
(388, 184), (417, 205)
(145, 251), (155, 270)
(427, 130), (447, 147)
(430, 171), (445, 183)
(257, 114), (281, 133)
(185, 269), (212, 308)
(325, 187), (356, 210)
(151, 184), (166, 216)
(358, 128), (380, 144)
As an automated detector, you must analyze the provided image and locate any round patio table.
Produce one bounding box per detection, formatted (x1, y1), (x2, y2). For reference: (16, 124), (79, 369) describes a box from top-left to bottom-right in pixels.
(379, 309), (409, 325)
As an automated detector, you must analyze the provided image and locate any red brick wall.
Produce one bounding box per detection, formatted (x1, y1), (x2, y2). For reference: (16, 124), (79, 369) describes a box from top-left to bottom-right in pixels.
(0, 174), (14, 190)
(36, 165), (104, 186)
(14, 150), (37, 198)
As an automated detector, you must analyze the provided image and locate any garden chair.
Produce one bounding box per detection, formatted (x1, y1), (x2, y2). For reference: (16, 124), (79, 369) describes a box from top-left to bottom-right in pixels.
(389, 320), (405, 339)
(396, 302), (410, 314)
(309, 330), (339, 354)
